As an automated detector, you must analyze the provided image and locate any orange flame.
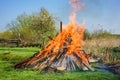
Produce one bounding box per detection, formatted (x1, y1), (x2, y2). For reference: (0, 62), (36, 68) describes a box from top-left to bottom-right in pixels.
(28, 0), (86, 63)
(15, 0), (89, 68)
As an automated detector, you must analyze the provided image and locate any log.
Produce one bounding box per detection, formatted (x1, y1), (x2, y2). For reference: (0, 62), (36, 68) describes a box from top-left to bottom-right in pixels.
(72, 51), (94, 71)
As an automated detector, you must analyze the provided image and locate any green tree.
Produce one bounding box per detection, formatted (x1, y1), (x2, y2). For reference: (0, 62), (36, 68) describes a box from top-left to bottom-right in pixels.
(29, 8), (56, 46)
(7, 8), (57, 47)
(8, 13), (33, 43)
(0, 30), (12, 39)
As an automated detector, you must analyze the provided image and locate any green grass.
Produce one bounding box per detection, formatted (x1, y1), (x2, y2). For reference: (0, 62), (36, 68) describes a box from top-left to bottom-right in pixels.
(0, 47), (120, 80)
(0, 47), (40, 62)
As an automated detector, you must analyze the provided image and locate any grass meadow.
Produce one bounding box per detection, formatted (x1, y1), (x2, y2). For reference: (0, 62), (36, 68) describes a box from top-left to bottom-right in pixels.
(0, 47), (120, 80)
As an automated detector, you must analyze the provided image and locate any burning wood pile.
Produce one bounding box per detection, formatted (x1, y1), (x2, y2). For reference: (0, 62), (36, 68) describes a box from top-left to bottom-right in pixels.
(15, 0), (94, 72)
(15, 18), (94, 72)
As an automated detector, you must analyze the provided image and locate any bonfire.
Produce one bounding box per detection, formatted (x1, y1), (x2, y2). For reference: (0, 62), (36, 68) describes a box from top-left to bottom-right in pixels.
(15, 0), (94, 72)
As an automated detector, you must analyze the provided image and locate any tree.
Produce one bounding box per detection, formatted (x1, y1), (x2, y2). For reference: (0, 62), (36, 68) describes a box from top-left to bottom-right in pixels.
(7, 8), (57, 47)
(29, 8), (56, 46)
(8, 13), (33, 43)
(0, 30), (12, 39)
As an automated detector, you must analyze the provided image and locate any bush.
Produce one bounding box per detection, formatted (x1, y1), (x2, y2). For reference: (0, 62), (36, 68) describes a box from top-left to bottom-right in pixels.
(112, 46), (120, 52)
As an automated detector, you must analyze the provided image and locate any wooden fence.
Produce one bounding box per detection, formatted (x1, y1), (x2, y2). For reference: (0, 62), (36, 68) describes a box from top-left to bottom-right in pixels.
(0, 39), (21, 47)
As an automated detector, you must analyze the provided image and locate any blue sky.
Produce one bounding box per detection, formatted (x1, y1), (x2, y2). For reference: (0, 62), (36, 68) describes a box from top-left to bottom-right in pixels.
(0, 0), (120, 34)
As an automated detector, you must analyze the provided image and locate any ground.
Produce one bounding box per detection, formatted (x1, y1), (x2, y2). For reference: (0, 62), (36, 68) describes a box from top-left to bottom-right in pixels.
(0, 47), (120, 80)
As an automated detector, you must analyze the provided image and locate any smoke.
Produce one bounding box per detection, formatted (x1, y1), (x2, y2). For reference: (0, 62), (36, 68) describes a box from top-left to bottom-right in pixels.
(69, 0), (85, 12)
(68, 0), (85, 26)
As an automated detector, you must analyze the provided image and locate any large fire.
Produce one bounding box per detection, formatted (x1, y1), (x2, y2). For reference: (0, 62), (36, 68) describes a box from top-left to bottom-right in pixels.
(15, 0), (94, 71)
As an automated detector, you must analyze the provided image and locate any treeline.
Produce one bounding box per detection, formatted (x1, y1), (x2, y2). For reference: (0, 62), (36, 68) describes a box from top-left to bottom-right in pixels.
(84, 29), (119, 40)
(0, 8), (57, 47)
(0, 8), (119, 47)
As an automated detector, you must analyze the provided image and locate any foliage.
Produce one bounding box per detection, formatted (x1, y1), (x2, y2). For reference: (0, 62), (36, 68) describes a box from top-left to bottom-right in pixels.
(102, 47), (120, 63)
(29, 8), (56, 46)
(84, 28), (113, 40)
(112, 46), (120, 52)
(84, 38), (120, 64)
(7, 13), (31, 40)
(3, 8), (57, 48)
(0, 30), (12, 39)
(84, 29), (91, 40)
(91, 28), (111, 38)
